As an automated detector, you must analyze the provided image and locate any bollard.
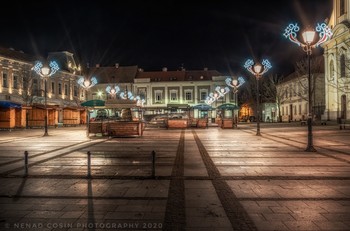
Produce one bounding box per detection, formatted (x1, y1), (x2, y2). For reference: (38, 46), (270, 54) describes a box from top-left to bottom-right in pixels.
(24, 151), (28, 177)
(151, 150), (156, 178)
(87, 151), (91, 178)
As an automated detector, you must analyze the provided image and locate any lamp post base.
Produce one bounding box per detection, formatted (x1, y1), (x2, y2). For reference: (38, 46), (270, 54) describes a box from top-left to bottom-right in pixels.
(306, 118), (316, 152)
(305, 146), (317, 152)
(43, 115), (49, 137)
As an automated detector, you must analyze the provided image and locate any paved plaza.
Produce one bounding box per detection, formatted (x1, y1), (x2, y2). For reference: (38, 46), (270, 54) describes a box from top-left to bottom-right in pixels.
(0, 123), (349, 231)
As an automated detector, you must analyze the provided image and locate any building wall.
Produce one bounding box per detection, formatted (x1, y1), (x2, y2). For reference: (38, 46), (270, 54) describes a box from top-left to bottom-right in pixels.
(276, 73), (325, 122)
(323, 0), (350, 120)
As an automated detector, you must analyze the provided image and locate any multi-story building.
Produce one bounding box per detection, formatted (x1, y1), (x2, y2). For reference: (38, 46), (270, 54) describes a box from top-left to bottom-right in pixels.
(85, 65), (239, 121)
(0, 47), (83, 128)
(323, 0), (350, 120)
(276, 71), (325, 122)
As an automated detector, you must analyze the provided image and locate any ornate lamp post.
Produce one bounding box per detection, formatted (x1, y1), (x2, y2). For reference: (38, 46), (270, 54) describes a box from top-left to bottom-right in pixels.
(226, 76), (245, 126)
(283, 22), (332, 152)
(33, 60), (60, 136)
(244, 59), (271, 136)
(78, 76), (98, 136)
(106, 85), (120, 99)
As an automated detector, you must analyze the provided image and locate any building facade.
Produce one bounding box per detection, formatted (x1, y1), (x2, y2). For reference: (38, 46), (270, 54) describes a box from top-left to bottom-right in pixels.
(276, 72), (325, 122)
(0, 48), (84, 127)
(323, 0), (350, 120)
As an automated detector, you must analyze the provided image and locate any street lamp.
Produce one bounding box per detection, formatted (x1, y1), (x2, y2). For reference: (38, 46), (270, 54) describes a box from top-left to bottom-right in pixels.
(226, 76), (245, 126)
(283, 22), (332, 152)
(244, 59), (271, 136)
(78, 76), (98, 137)
(32, 60), (60, 136)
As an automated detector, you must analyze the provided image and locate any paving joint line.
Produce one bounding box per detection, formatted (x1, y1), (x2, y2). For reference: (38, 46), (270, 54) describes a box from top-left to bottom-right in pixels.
(192, 130), (258, 231)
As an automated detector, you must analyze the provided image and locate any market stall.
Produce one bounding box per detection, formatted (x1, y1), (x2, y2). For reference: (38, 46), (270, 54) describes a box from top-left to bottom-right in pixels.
(82, 99), (145, 137)
(190, 104), (212, 128)
(217, 103), (239, 129)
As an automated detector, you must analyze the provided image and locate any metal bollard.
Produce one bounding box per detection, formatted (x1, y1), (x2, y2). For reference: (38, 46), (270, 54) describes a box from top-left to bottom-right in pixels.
(151, 150), (156, 178)
(24, 151), (28, 177)
(87, 151), (91, 178)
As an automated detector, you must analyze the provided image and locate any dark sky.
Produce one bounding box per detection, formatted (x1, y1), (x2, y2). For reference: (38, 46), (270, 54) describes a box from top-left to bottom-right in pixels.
(1, 0), (332, 76)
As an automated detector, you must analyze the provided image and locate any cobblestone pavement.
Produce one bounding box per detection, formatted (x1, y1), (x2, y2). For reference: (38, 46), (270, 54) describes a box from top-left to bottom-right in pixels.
(0, 124), (349, 231)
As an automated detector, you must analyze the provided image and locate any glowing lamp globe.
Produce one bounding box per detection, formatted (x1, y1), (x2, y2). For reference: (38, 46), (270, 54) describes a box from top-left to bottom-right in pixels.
(232, 79), (238, 87)
(302, 30), (316, 44)
(41, 66), (50, 76)
(84, 80), (90, 88)
(253, 64), (262, 73)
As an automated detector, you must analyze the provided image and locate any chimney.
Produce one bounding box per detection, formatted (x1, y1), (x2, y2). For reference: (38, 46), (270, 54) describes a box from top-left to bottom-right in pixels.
(87, 63), (90, 68)
(96, 64), (100, 68)
(115, 63), (119, 68)
(162, 67), (167, 72)
(138, 68), (144, 72)
(204, 67), (208, 71)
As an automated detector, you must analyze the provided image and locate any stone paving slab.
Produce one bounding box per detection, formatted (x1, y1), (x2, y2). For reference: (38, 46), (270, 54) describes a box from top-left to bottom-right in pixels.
(0, 125), (349, 230)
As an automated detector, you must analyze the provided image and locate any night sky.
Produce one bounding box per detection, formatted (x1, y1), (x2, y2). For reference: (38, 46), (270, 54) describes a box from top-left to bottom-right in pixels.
(1, 0), (332, 76)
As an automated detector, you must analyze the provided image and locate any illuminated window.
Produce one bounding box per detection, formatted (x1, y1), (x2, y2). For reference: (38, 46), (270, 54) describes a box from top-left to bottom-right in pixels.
(170, 90), (178, 101)
(185, 90), (192, 101)
(155, 90), (162, 103)
(58, 83), (62, 95)
(200, 89), (208, 101)
(51, 82), (55, 94)
(64, 84), (68, 95)
(13, 75), (18, 89)
(2, 72), (8, 88)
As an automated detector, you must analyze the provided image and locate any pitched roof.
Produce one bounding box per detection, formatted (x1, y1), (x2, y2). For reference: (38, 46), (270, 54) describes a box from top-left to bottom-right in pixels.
(87, 65), (139, 84)
(0, 47), (37, 63)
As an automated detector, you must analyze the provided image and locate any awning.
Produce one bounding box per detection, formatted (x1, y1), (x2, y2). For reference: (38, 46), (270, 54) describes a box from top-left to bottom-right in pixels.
(81, 100), (105, 107)
(217, 103), (239, 110)
(0, 101), (22, 109)
(167, 103), (189, 109)
(191, 104), (212, 111)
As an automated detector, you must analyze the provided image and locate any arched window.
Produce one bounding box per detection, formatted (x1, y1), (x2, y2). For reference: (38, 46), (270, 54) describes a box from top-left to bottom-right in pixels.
(340, 0), (345, 16)
(340, 54), (346, 77)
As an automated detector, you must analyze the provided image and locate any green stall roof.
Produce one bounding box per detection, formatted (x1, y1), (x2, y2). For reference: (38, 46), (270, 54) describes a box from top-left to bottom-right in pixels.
(81, 100), (105, 107)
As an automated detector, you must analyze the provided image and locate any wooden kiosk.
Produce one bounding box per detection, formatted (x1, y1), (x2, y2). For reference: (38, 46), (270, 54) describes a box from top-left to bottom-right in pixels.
(83, 99), (145, 137)
(166, 104), (190, 129)
(217, 103), (239, 129)
(63, 106), (86, 126)
(0, 101), (23, 129)
(27, 104), (58, 128)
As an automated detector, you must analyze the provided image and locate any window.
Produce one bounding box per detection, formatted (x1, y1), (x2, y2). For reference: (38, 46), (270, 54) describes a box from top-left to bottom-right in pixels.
(340, 0), (345, 15)
(64, 84), (68, 95)
(155, 90), (162, 103)
(294, 106), (297, 115)
(185, 91), (192, 101)
(51, 82), (55, 94)
(340, 54), (346, 77)
(170, 90), (178, 101)
(13, 75), (18, 89)
(282, 107), (284, 116)
(58, 83), (62, 95)
(74, 86), (78, 97)
(2, 72), (8, 88)
(138, 88), (146, 100)
(299, 105), (302, 115)
(200, 89), (207, 101)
